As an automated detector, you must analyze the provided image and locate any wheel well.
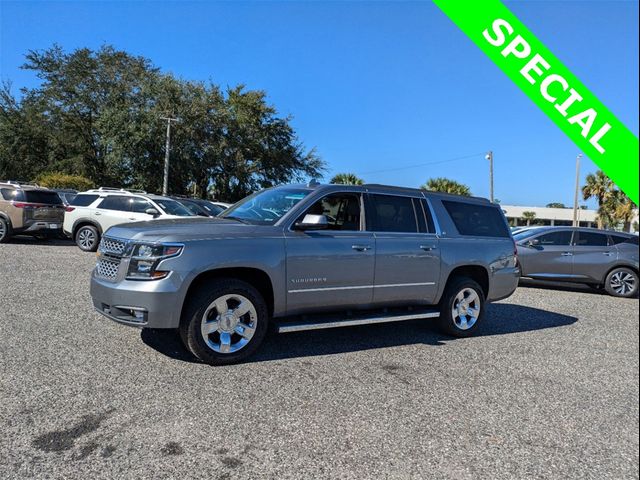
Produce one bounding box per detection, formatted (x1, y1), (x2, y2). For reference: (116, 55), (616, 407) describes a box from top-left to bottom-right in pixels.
(73, 220), (102, 238)
(445, 265), (489, 298)
(183, 267), (275, 318)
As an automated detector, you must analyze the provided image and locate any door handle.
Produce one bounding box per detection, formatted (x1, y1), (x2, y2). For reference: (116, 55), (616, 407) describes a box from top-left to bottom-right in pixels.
(561, 252), (573, 256)
(94, 212), (101, 216)
(420, 245), (438, 251)
(352, 245), (372, 252)
(602, 252), (613, 256)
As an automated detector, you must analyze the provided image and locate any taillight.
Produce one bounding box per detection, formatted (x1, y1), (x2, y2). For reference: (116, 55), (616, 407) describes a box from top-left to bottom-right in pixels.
(65, 206), (75, 212)
(13, 202), (29, 209)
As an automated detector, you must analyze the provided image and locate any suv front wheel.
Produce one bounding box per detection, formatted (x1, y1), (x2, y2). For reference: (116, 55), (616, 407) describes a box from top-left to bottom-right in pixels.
(438, 277), (486, 337)
(180, 278), (269, 365)
(75, 225), (100, 252)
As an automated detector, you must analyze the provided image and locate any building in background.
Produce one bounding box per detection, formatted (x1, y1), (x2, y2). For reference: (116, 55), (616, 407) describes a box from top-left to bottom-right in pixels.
(501, 205), (639, 232)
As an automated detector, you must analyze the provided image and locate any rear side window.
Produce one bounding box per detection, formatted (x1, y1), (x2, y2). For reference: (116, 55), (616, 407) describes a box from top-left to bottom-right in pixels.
(97, 196), (131, 211)
(70, 194), (99, 207)
(1, 188), (18, 201)
(442, 201), (510, 238)
(420, 199), (436, 234)
(369, 194), (418, 233)
(24, 191), (63, 205)
(610, 234), (638, 245)
(575, 231), (608, 247)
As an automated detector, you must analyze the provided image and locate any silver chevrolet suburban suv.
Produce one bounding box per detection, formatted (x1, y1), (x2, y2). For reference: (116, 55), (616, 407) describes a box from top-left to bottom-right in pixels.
(90, 183), (519, 365)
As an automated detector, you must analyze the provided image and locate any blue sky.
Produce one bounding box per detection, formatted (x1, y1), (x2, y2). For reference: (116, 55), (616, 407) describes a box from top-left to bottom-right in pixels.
(1, 0), (638, 207)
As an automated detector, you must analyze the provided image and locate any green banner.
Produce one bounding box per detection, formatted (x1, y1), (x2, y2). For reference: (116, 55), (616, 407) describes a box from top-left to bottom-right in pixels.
(433, 0), (639, 204)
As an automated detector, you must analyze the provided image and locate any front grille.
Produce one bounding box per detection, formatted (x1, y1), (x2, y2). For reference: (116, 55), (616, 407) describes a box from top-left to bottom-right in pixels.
(95, 236), (128, 281)
(96, 257), (120, 280)
(100, 237), (127, 256)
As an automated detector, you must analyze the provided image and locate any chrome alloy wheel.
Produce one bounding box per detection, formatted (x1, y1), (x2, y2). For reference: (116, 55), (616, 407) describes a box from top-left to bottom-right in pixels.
(77, 228), (96, 249)
(200, 294), (257, 354)
(0, 220), (6, 241)
(609, 271), (637, 296)
(451, 287), (481, 330)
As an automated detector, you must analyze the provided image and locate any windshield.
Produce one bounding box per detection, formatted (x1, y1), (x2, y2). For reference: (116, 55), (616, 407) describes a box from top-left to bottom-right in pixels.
(154, 199), (195, 217)
(220, 188), (311, 224)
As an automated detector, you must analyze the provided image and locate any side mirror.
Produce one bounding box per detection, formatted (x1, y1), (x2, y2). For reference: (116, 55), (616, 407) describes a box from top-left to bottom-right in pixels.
(294, 214), (329, 230)
(526, 238), (540, 247)
(145, 208), (160, 218)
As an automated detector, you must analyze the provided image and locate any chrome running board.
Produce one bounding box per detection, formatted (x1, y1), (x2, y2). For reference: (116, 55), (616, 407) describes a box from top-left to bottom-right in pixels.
(276, 309), (440, 333)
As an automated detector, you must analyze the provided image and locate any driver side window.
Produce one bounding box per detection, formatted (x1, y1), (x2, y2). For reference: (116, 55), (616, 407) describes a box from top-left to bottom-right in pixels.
(301, 193), (362, 231)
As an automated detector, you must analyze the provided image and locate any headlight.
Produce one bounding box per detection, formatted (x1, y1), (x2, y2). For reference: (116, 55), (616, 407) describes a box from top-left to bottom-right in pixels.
(126, 243), (183, 280)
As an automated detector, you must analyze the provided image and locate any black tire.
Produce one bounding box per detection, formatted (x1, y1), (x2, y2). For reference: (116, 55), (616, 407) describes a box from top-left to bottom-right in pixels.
(0, 217), (10, 243)
(75, 225), (100, 252)
(180, 278), (269, 365)
(437, 276), (486, 337)
(604, 267), (639, 298)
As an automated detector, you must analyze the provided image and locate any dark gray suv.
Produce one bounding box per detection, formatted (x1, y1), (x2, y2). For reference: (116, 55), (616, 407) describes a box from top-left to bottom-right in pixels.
(515, 227), (639, 297)
(90, 183), (519, 365)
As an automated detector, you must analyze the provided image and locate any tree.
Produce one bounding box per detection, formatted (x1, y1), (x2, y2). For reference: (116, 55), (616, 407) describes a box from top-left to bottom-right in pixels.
(421, 177), (471, 196)
(35, 172), (94, 190)
(329, 173), (364, 185)
(0, 45), (325, 202)
(582, 170), (615, 229)
(521, 211), (537, 226)
(546, 202), (566, 208)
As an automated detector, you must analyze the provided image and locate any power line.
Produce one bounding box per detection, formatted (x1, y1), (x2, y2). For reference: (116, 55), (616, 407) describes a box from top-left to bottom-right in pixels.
(359, 152), (486, 175)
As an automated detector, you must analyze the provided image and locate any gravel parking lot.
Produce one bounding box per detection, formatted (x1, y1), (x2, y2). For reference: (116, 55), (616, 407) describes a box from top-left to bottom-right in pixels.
(1, 238), (638, 479)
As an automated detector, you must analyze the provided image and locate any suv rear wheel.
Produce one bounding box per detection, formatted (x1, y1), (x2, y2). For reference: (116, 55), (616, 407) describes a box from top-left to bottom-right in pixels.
(75, 225), (100, 252)
(438, 277), (485, 337)
(604, 267), (638, 298)
(0, 217), (10, 243)
(180, 278), (269, 365)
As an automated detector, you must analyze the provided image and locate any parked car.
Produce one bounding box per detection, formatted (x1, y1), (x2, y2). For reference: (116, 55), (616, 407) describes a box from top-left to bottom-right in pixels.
(53, 188), (78, 206)
(171, 197), (231, 217)
(0, 181), (65, 243)
(90, 182), (519, 365)
(514, 226), (639, 297)
(63, 187), (196, 252)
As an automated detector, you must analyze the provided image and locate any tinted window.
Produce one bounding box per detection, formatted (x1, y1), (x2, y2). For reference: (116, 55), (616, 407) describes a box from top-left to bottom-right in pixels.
(442, 201), (510, 237)
(70, 194), (99, 207)
(154, 199), (194, 216)
(98, 196), (131, 211)
(420, 199), (436, 233)
(131, 198), (153, 214)
(369, 194), (418, 233)
(575, 231), (609, 247)
(24, 191), (63, 205)
(302, 193), (362, 231)
(1, 188), (18, 201)
(610, 234), (637, 245)
(535, 231), (573, 246)
(201, 202), (225, 216)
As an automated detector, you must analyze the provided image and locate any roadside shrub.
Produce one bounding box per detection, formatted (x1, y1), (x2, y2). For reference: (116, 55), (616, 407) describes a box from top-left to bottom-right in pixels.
(35, 172), (94, 191)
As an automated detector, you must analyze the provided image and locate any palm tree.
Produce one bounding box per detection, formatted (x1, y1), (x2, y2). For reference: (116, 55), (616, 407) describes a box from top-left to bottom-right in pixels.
(421, 177), (471, 196)
(521, 211), (537, 226)
(613, 191), (637, 232)
(329, 173), (364, 185)
(582, 170), (614, 228)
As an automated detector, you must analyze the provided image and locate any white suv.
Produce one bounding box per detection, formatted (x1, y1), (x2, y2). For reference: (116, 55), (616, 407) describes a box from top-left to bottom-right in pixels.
(63, 188), (195, 251)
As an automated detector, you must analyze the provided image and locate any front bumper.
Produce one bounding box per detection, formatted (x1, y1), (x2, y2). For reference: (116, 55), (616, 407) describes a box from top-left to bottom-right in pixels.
(90, 274), (184, 329)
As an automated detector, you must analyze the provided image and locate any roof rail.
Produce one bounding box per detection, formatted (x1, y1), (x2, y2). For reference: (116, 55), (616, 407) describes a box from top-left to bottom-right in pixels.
(85, 187), (148, 194)
(0, 180), (42, 188)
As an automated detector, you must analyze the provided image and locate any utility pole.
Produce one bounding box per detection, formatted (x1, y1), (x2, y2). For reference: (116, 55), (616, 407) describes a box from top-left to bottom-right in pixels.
(485, 151), (494, 202)
(161, 116), (178, 196)
(572, 153), (583, 227)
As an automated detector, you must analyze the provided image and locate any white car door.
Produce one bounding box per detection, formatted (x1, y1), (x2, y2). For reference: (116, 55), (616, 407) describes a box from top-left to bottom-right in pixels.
(94, 195), (135, 231)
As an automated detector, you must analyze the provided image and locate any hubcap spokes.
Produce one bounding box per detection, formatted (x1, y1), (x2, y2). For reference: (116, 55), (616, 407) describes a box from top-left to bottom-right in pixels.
(201, 294), (257, 354)
(79, 230), (95, 248)
(452, 288), (480, 330)
(610, 272), (636, 295)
